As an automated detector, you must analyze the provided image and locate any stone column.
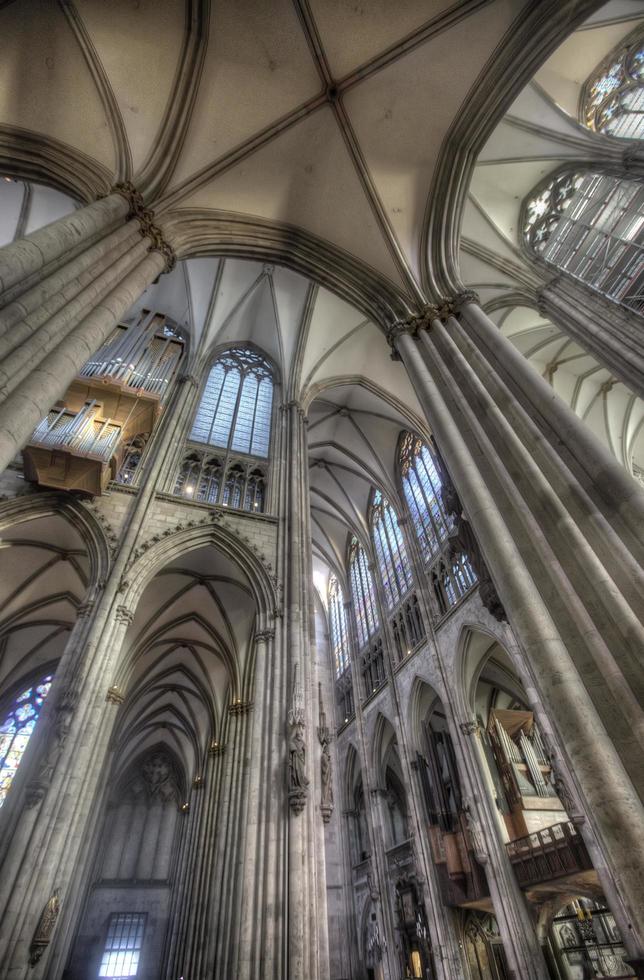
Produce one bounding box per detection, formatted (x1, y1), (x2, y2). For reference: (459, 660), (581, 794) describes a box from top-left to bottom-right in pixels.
(281, 401), (327, 980)
(367, 536), (467, 979)
(0, 183), (176, 474)
(0, 368), (196, 979)
(0, 193), (128, 296)
(392, 309), (644, 971)
(536, 275), (644, 400)
(342, 599), (399, 980)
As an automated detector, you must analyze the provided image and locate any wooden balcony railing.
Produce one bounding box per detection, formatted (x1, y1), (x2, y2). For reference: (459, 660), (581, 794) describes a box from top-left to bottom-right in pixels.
(506, 821), (592, 888)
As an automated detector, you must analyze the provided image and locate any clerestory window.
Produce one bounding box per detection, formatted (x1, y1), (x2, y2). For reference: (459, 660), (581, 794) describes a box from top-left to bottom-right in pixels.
(523, 169), (644, 315)
(328, 574), (350, 677)
(348, 537), (379, 649)
(190, 347), (273, 457)
(369, 489), (413, 611)
(582, 28), (644, 141)
(398, 432), (450, 562)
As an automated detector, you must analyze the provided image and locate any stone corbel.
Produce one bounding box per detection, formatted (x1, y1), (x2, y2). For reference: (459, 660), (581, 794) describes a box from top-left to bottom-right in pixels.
(459, 720), (480, 737)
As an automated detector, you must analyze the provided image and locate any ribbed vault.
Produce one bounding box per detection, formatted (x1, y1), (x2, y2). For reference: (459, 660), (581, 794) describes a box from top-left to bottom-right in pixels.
(113, 543), (257, 782)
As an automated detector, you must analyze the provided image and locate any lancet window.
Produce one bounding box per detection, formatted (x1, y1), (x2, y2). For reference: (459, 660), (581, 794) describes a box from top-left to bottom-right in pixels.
(523, 170), (644, 315)
(399, 431), (476, 616)
(348, 537), (379, 649)
(582, 28), (644, 140)
(190, 347), (273, 456)
(176, 347), (273, 512)
(0, 674), (52, 806)
(399, 432), (450, 562)
(328, 575), (350, 677)
(370, 490), (413, 611)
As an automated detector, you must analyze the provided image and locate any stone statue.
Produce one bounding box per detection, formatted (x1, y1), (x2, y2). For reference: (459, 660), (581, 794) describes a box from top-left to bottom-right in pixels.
(321, 743), (333, 805)
(29, 888), (61, 964)
(463, 803), (488, 865)
(289, 725), (309, 792)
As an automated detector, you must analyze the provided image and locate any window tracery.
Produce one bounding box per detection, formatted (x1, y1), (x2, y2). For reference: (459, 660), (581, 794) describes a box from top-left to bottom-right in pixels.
(190, 347), (273, 457)
(348, 537), (379, 649)
(399, 433), (450, 562)
(582, 29), (644, 140)
(370, 490), (413, 611)
(523, 170), (644, 315)
(328, 575), (350, 677)
(176, 347), (273, 512)
(0, 674), (52, 806)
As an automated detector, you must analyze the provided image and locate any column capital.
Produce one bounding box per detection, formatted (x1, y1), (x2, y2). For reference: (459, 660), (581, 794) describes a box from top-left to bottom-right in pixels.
(255, 628), (275, 642)
(105, 685), (124, 705)
(112, 181), (176, 273)
(448, 289), (480, 313)
(229, 699), (253, 715)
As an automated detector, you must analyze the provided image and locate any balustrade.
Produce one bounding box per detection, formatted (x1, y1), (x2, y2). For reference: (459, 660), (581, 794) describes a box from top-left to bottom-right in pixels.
(506, 821), (593, 888)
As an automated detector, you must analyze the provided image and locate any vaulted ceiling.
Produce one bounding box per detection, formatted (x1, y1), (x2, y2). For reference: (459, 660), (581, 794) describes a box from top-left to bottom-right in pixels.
(0, 513), (88, 695)
(113, 543), (257, 779)
(1, 0), (641, 598)
(0, 0), (599, 307)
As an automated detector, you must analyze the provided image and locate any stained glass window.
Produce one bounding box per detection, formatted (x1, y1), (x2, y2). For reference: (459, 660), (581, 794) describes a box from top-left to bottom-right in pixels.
(328, 575), (350, 676)
(524, 170), (644, 315)
(348, 537), (379, 649)
(99, 913), (145, 978)
(399, 432), (450, 562)
(0, 674), (52, 807)
(370, 490), (413, 611)
(582, 30), (644, 140)
(190, 348), (273, 457)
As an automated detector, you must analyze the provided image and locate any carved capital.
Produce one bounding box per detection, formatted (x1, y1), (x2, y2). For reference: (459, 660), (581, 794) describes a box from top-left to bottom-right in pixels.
(106, 686), (124, 705)
(115, 604), (135, 626)
(459, 720), (480, 737)
(113, 181), (176, 273)
(255, 628), (275, 643)
(209, 739), (225, 756)
(76, 599), (95, 619)
(449, 289), (480, 313)
(229, 699), (253, 715)
(177, 373), (199, 388)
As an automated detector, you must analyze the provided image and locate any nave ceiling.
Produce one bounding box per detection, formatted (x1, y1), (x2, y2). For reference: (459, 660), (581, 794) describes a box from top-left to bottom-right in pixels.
(0, 0), (600, 304)
(1, 0), (643, 595)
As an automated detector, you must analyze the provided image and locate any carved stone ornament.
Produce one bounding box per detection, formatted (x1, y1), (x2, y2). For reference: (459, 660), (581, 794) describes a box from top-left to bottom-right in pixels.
(106, 685), (124, 705)
(463, 801), (488, 866)
(549, 755), (583, 822)
(29, 888), (61, 965)
(317, 685), (334, 824)
(113, 181), (176, 273)
(287, 665), (309, 814)
(460, 720), (480, 737)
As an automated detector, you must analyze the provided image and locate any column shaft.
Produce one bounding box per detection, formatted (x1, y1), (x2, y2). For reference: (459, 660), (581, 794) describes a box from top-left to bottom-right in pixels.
(0, 248), (165, 471)
(0, 193), (128, 295)
(396, 328), (644, 956)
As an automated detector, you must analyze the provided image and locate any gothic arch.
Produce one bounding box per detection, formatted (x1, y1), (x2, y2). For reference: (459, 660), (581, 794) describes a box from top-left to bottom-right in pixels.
(0, 492), (111, 592)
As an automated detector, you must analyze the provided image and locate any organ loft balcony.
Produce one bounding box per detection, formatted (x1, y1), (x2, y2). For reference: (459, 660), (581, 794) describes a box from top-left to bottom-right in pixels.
(22, 311), (184, 496)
